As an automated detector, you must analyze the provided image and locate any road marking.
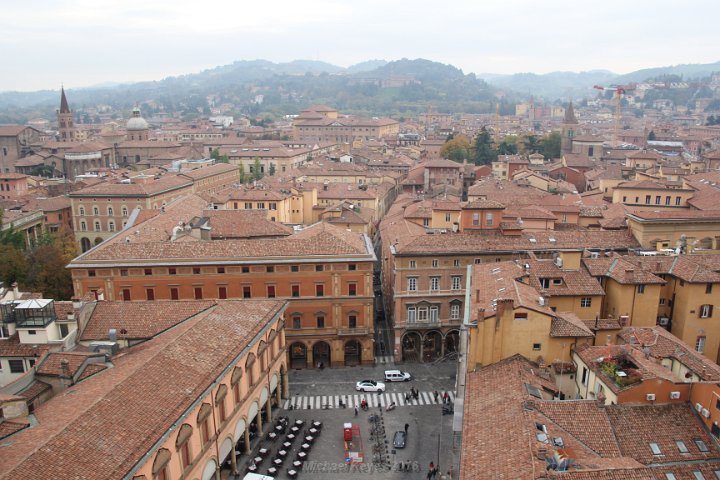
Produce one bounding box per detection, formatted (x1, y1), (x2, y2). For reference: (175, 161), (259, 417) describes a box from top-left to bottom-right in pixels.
(284, 391), (456, 411)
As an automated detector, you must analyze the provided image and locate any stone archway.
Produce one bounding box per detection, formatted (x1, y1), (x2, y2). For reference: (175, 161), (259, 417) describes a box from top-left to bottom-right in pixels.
(444, 330), (460, 357)
(344, 340), (361, 366)
(401, 331), (422, 362)
(312, 341), (331, 368)
(94, 237), (103, 246)
(80, 237), (91, 252)
(289, 342), (307, 369)
(423, 330), (443, 362)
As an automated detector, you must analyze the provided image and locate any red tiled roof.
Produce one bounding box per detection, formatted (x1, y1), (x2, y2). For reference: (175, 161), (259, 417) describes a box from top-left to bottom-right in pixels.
(36, 352), (105, 378)
(204, 209), (293, 239)
(0, 335), (49, 358)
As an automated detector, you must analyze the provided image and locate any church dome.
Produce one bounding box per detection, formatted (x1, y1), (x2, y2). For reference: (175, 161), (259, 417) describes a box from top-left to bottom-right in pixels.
(126, 106), (148, 131)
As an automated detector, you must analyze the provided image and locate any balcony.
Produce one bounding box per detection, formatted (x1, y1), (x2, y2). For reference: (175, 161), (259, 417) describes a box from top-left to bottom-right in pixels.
(402, 318), (461, 329)
(396, 289), (465, 298)
(285, 327), (337, 337)
(338, 327), (369, 336)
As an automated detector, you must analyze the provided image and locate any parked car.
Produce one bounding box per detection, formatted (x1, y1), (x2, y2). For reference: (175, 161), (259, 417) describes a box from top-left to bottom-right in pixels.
(356, 380), (386, 392)
(393, 430), (407, 448)
(384, 369), (412, 382)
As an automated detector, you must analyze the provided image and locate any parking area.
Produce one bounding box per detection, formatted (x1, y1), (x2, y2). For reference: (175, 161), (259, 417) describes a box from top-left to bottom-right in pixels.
(232, 362), (457, 479)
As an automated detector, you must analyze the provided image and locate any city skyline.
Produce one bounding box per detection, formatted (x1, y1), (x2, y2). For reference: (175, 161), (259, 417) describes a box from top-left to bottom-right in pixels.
(2, 0), (719, 91)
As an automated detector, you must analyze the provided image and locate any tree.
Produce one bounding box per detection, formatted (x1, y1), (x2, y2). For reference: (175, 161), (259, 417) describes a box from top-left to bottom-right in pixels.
(239, 163), (246, 183)
(473, 127), (496, 165)
(648, 130), (656, 141)
(440, 134), (472, 163)
(538, 132), (561, 160)
(268, 163), (276, 176)
(25, 243), (74, 300)
(496, 138), (518, 155)
(0, 244), (27, 286)
(252, 158), (263, 181)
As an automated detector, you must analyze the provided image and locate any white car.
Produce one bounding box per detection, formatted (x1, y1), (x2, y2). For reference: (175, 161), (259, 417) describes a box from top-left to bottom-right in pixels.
(356, 380), (386, 392)
(384, 370), (412, 382)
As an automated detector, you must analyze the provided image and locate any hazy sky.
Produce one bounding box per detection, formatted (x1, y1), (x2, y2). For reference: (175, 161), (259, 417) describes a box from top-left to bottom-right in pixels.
(2, 0), (719, 92)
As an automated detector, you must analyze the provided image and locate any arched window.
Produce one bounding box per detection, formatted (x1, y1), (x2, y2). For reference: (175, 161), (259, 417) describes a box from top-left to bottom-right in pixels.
(175, 424), (193, 471)
(216, 384), (228, 423)
(79, 206), (85, 216)
(231, 366), (243, 404)
(152, 448), (171, 480)
(122, 206), (128, 217)
(94, 221), (101, 231)
(108, 221), (115, 232)
(93, 206), (99, 216)
(197, 403), (212, 445)
(80, 221), (87, 231)
(108, 206), (114, 216)
(245, 353), (256, 387)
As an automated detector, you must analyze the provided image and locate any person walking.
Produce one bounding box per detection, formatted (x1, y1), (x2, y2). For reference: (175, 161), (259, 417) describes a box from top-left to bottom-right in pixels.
(354, 405), (358, 416)
(405, 392), (411, 402)
(433, 390), (439, 402)
(427, 462), (435, 480)
(404, 423), (409, 434)
(443, 392), (449, 404)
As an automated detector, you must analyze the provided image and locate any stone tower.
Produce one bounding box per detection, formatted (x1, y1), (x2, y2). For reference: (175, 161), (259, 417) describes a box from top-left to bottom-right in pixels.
(561, 101), (578, 154)
(57, 87), (75, 142)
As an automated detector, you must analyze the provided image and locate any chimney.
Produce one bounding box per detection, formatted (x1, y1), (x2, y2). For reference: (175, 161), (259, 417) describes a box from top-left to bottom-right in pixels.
(11, 282), (19, 299)
(71, 296), (82, 310)
(96, 289), (105, 301)
(60, 359), (71, 378)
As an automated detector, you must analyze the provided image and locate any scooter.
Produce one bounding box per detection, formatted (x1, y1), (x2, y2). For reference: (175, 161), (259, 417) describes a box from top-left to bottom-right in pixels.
(360, 401), (369, 411)
(442, 403), (454, 415)
(386, 402), (396, 411)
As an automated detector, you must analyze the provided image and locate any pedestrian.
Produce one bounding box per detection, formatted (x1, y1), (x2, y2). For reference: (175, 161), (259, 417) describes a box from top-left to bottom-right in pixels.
(427, 461), (435, 480)
(405, 392), (410, 402)
(354, 405), (358, 416)
(433, 390), (439, 402)
(404, 423), (409, 434)
(443, 392), (449, 404)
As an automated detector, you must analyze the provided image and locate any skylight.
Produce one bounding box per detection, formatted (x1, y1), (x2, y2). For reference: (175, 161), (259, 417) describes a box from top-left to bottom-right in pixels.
(695, 439), (710, 453)
(649, 442), (662, 455)
(676, 440), (689, 453)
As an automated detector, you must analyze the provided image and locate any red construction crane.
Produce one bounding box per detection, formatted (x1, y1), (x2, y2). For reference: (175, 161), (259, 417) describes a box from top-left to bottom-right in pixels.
(593, 84), (636, 146)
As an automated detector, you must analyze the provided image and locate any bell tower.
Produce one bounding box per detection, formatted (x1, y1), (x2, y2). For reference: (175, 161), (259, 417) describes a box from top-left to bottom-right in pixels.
(57, 86), (76, 142)
(561, 101), (578, 154)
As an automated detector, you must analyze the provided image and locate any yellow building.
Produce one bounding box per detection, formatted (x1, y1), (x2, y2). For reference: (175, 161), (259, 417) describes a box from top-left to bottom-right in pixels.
(626, 210), (720, 252)
(467, 261), (595, 369)
(612, 179), (694, 209)
(583, 256), (665, 327)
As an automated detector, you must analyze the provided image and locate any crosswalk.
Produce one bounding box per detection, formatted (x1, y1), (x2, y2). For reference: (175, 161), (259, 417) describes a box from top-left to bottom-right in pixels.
(282, 390), (455, 410)
(375, 355), (395, 365)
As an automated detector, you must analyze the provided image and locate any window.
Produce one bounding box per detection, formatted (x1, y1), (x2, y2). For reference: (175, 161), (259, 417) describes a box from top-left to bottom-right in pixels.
(122, 288), (131, 301)
(349, 263), (357, 271)
(243, 286), (252, 298)
(108, 207), (113, 216)
(655, 196), (661, 205)
(244, 202), (252, 209)
(94, 221), (101, 231)
(315, 284), (324, 297)
(696, 336), (706, 353)
(216, 286), (227, 299)
(665, 474), (676, 480)
(695, 439), (710, 453)
(407, 306), (416, 323)
(170, 287), (179, 300)
(266, 266), (274, 273)
(120, 269), (128, 277)
(9, 359), (25, 374)
(581, 367), (589, 386)
(348, 283), (357, 296)
(580, 297), (592, 308)
(193, 267), (200, 275)
(700, 304), (713, 318)
(267, 285), (276, 298)
(79, 207), (85, 216)
(242, 266), (250, 273)
(423, 218), (430, 227)
(676, 196), (682, 205)
(292, 316), (301, 329)
(707, 284), (713, 294)
(430, 306), (439, 322)
(532, 343), (541, 351)
(514, 312), (528, 320)
(693, 471), (706, 480)
(122, 207), (128, 217)
(453, 259), (460, 267)
(0, 325), (9, 338)
(217, 267), (225, 274)
(649, 442), (662, 455)
(540, 278), (551, 288)
(451, 276), (461, 290)
(80, 221), (87, 231)
(349, 315), (357, 328)
(408, 277), (417, 292)
(108, 221), (115, 232)
(88, 269), (96, 277)
(445, 213), (451, 222)
(417, 307), (428, 322)
(315, 265), (323, 272)
(486, 212), (494, 226)
(451, 304), (460, 320)
(194, 287), (203, 300)
(472, 212), (480, 226)
(269, 202), (277, 210)
(665, 196), (671, 206)
(169, 268), (176, 275)
(316, 316), (325, 328)
(144, 268), (152, 276)
(637, 284), (646, 294)
(660, 298), (666, 305)
(676, 440), (689, 453)
(146, 288), (155, 301)
(645, 195), (651, 205)
(257, 202), (265, 209)
(291, 285), (300, 297)
(432, 259), (439, 268)
(409, 260), (416, 269)
(291, 265), (299, 272)
(430, 277), (440, 291)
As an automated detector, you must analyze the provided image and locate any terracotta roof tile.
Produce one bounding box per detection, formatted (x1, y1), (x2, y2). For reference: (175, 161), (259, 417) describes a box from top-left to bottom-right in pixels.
(36, 352), (105, 378)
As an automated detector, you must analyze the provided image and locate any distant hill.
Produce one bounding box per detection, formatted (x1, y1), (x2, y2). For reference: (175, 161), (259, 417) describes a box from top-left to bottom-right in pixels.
(612, 61), (720, 84)
(347, 59), (387, 73)
(479, 70), (617, 100)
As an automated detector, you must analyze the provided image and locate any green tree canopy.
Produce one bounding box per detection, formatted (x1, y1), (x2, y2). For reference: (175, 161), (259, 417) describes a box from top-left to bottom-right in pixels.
(440, 134), (472, 163)
(473, 127), (496, 165)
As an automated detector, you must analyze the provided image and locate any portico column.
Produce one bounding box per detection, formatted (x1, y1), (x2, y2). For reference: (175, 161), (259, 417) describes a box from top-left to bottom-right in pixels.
(230, 448), (238, 474)
(282, 370), (289, 399)
(244, 427), (251, 454)
(266, 395), (272, 423)
(256, 409), (263, 433)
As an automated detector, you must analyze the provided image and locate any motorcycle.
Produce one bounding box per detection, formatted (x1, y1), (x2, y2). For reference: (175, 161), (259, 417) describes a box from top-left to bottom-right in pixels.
(442, 403), (454, 415)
